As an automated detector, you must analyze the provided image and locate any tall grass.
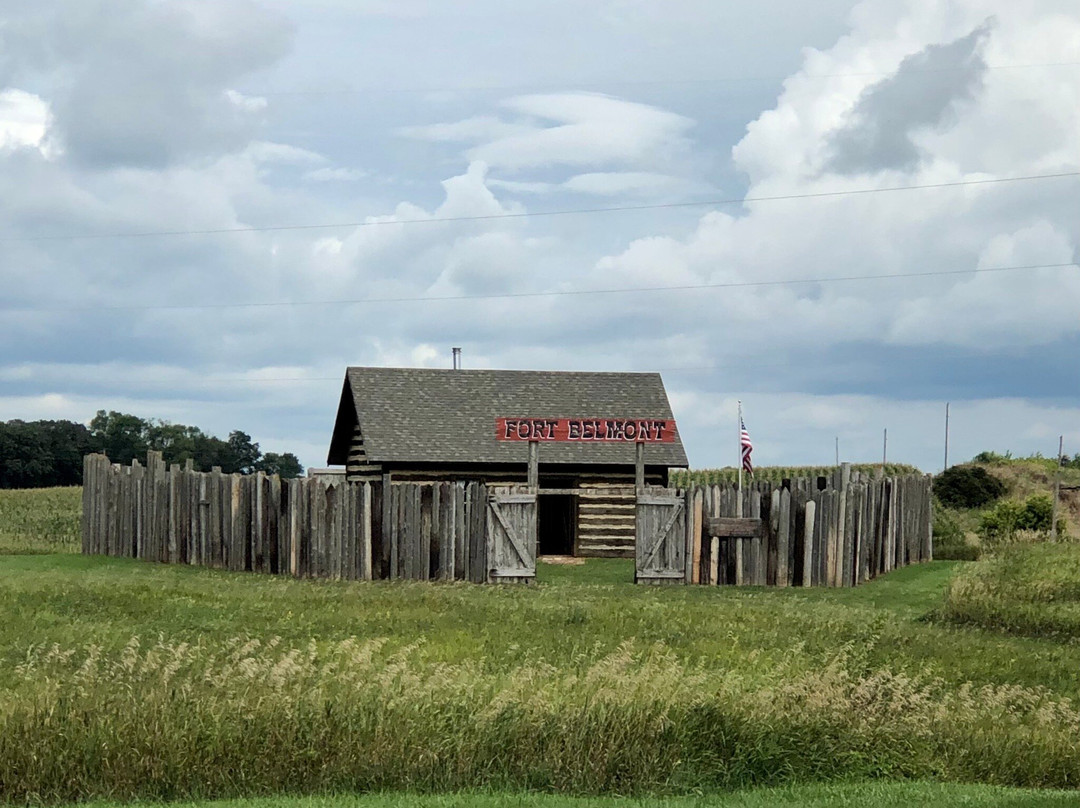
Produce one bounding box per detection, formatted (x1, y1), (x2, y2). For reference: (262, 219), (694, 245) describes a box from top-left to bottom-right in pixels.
(0, 487), (81, 554)
(670, 465), (920, 488)
(943, 543), (1080, 640)
(2, 636), (1080, 803)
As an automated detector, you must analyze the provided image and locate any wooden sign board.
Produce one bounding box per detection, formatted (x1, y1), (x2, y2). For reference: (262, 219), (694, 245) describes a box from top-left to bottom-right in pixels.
(496, 417), (676, 443)
(706, 517), (763, 539)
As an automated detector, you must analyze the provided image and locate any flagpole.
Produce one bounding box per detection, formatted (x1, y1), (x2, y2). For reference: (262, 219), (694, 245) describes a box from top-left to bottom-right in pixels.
(737, 400), (744, 518)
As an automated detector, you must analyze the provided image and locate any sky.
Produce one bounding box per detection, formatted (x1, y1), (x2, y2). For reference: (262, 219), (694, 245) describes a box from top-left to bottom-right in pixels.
(1, 0), (1078, 473)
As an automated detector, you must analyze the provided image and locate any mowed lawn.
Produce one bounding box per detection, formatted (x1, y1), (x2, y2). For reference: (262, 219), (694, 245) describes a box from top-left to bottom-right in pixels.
(3, 550), (1080, 804)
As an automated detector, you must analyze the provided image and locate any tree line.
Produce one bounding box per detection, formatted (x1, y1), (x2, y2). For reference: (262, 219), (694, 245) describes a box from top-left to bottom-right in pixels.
(0, 411), (304, 489)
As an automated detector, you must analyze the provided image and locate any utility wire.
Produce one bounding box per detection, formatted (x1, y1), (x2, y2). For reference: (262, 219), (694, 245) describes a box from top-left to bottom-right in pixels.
(4, 261), (1076, 314)
(3, 171), (1077, 244)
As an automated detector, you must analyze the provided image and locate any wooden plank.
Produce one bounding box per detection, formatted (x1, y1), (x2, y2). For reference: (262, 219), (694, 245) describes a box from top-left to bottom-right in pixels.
(331, 480), (343, 580)
(767, 489), (780, 586)
(437, 482), (451, 581)
(228, 475), (242, 572)
(776, 488), (791, 587)
(802, 499), (816, 587)
(528, 441), (539, 491)
(389, 478), (401, 579)
(454, 483), (467, 581)
(469, 483), (486, 584)
(361, 482), (373, 580)
(421, 484), (433, 581)
(690, 488), (704, 584)
(748, 490), (762, 585)
(709, 537), (720, 586)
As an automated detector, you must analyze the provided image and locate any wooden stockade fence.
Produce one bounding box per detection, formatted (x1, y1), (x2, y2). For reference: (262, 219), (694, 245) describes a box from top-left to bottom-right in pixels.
(637, 464), (934, 586)
(81, 453), (492, 583)
(84, 454), (931, 588)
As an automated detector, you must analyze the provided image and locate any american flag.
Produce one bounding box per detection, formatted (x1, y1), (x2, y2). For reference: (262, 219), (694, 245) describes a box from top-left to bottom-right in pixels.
(740, 416), (754, 475)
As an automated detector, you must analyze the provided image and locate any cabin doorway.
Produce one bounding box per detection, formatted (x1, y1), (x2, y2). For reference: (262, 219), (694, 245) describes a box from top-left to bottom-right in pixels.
(537, 493), (576, 556)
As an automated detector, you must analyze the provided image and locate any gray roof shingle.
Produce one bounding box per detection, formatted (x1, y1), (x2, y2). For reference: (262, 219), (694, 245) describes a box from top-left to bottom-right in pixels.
(327, 367), (688, 467)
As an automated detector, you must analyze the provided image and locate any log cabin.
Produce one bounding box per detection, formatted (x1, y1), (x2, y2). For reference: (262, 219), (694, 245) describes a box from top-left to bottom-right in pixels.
(326, 366), (688, 558)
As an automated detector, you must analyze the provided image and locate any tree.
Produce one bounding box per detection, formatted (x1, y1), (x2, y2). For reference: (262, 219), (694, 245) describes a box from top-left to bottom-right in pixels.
(934, 465), (1007, 509)
(256, 452), (304, 479)
(223, 431), (261, 475)
(3, 410), (304, 487)
(89, 410), (149, 465)
(0, 419), (94, 488)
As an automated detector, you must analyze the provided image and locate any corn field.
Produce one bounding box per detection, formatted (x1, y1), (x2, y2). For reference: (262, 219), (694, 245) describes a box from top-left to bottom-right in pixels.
(0, 487), (81, 554)
(670, 465), (921, 488)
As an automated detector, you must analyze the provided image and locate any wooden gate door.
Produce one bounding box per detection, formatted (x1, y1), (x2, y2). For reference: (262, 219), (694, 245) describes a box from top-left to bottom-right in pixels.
(486, 486), (537, 583)
(635, 488), (686, 584)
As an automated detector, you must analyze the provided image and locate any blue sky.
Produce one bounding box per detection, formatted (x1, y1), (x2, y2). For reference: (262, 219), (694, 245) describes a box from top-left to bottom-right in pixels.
(1, 0), (1078, 472)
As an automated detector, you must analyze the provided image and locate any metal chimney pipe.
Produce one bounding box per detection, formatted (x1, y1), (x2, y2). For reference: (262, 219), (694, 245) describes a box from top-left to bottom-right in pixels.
(452, 347), (462, 370)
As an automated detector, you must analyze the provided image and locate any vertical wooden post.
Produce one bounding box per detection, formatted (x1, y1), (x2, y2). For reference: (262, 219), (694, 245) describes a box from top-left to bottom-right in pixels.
(361, 481), (373, 580)
(802, 499), (816, 587)
(528, 441), (539, 491)
(690, 488), (704, 584)
(777, 487), (791, 587)
(635, 441), (645, 493)
(383, 472), (396, 578)
(833, 462), (851, 587)
(709, 537), (720, 586)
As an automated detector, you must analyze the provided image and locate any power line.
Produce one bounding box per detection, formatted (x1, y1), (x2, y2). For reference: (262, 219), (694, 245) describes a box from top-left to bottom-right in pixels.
(4, 261), (1076, 314)
(2, 170), (1076, 244)
(247, 60), (1080, 98)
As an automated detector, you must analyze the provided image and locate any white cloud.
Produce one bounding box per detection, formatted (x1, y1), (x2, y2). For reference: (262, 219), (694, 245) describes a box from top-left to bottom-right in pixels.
(245, 140), (325, 165)
(303, 166), (367, 182)
(0, 89), (50, 153)
(411, 92), (695, 172)
(562, 171), (711, 197)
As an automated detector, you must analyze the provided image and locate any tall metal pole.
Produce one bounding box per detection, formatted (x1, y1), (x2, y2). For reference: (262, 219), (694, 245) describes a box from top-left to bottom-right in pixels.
(1051, 435), (1063, 541)
(736, 400), (743, 518)
(835, 436), (839, 467)
(944, 402), (950, 470)
(883, 428), (888, 466)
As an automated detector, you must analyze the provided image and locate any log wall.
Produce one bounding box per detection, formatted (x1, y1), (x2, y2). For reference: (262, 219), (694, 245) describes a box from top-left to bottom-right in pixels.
(685, 466), (933, 587)
(81, 453), (489, 583)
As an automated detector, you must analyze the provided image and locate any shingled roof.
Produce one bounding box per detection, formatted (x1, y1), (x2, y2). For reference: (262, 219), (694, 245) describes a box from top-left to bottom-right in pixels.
(327, 367), (689, 468)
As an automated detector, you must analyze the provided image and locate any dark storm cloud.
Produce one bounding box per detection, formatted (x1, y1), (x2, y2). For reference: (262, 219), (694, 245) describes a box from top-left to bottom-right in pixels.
(824, 20), (993, 175)
(1, 0), (293, 168)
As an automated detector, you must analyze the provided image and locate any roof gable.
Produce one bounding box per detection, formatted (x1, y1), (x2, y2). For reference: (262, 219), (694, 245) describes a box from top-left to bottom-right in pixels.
(327, 367), (689, 468)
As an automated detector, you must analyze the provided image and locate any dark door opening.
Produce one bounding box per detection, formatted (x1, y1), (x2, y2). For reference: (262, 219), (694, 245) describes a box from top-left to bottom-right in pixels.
(538, 494), (576, 556)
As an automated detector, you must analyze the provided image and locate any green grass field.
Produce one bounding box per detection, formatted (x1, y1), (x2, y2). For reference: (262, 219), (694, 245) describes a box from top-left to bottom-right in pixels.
(71, 784), (1080, 808)
(943, 542), (1080, 641)
(3, 553), (1080, 803)
(1, 486), (1079, 806)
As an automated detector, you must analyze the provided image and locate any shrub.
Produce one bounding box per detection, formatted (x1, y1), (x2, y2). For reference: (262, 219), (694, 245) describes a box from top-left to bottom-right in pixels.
(972, 450), (1011, 464)
(934, 465), (1006, 509)
(977, 494), (1060, 548)
(932, 504), (979, 561)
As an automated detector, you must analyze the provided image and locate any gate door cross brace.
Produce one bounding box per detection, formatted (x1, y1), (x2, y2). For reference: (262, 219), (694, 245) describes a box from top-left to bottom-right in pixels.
(489, 495), (533, 567)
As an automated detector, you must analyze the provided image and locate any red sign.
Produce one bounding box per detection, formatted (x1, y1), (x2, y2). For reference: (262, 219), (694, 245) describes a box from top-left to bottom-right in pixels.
(496, 417), (677, 443)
